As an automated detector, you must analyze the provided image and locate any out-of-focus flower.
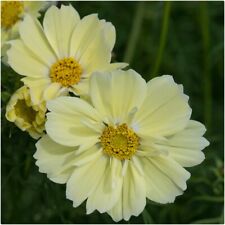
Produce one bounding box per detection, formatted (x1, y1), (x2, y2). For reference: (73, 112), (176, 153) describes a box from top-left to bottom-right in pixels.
(34, 70), (209, 221)
(7, 4), (127, 105)
(5, 86), (46, 139)
(1, 1), (52, 63)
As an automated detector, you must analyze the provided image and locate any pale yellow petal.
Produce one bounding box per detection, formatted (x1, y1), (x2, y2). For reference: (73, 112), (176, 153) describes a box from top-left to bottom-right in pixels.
(19, 14), (57, 66)
(43, 82), (62, 101)
(134, 75), (191, 137)
(66, 154), (108, 207)
(100, 20), (115, 51)
(78, 25), (111, 74)
(158, 120), (209, 167)
(72, 145), (102, 167)
(24, 1), (54, 17)
(86, 158), (123, 214)
(21, 77), (50, 105)
(70, 78), (89, 96)
(90, 69), (147, 124)
(7, 40), (49, 78)
(46, 96), (102, 146)
(69, 14), (101, 59)
(43, 5), (80, 58)
(142, 157), (183, 204)
(149, 155), (190, 190)
(122, 162), (146, 221)
(34, 135), (76, 184)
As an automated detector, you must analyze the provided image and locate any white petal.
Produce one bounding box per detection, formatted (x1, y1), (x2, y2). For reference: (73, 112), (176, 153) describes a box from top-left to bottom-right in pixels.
(142, 157), (183, 204)
(7, 40), (49, 78)
(134, 75), (191, 137)
(86, 158), (122, 213)
(34, 135), (76, 184)
(19, 14), (57, 66)
(66, 154), (108, 207)
(90, 69), (147, 124)
(158, 120), (209, 167)
(43, 5), (80, 58)
(46, 96), (102, 146)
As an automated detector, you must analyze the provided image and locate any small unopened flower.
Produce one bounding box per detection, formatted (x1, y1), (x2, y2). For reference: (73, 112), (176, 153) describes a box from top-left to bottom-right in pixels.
(34, 70), (209, 221)
(5, 86), (46, 139)
(7, 4), (127, 105)
(1, 1), (51, 62)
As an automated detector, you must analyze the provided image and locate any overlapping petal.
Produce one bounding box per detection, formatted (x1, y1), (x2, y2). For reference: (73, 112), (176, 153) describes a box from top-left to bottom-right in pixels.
(43, 5), (80, 58)
(90, 69), (147, 124)
(134, 75), (192, 137)
(46, 96), (103, 147)
(34, 135), (76, 184)
(156, 120), (209, 167)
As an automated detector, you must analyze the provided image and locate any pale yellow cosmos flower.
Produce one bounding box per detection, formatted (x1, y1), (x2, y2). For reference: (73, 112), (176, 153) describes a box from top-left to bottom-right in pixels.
(34, 70), (209, 221)
(7, 4), (127, 105)
(5, 86), (46, 139)
(1, 1), (52, 62)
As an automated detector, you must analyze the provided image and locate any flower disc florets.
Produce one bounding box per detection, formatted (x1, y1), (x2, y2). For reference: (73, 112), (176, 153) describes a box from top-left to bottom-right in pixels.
(100, 123), (140, 160)
(50, 57), (82, 87)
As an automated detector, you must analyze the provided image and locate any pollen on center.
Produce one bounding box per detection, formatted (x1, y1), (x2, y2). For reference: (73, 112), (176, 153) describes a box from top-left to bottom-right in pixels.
(50, 57), (82, 87)
(100, 123), (140, 160)
(1, 1), (24, 29)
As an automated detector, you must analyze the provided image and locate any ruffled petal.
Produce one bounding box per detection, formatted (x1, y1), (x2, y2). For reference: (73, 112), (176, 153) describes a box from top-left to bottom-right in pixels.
(90, 70), (147, 124)
(66, 153), (108, 207)
(34, 135), (76, 184)
(134, 75), (191, 137)
(86, 158), (123, 214)
(149, 155), (190, 190)
(142, 157), (183, 204)
(46, 96), (103, 146)
(108, 161), (146, 221)
(156, 120), (209, 167)
(43, 5), (80, 58)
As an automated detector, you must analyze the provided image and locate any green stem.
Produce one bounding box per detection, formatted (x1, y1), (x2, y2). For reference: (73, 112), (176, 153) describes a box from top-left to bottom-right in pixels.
(151, 2), (171, 77)
(123, 2), (145, 64)
(200, 3), (212, 132)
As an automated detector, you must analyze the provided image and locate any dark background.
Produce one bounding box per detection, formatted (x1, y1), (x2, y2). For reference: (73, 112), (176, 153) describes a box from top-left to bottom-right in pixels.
(1, 1), (224, 223)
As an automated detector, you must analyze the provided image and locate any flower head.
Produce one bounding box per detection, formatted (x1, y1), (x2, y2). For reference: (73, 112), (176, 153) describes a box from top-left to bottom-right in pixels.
(34, 70), (209, 221)
(7, 4), (127, 105)
(1, 1), (51, 62)
(6, 86), (46, 139)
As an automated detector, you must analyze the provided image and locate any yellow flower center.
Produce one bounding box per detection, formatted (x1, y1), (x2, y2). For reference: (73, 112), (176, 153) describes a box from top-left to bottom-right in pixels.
(50, 57), (82, 87)
(100, 124), (139, 160)
(15, 99), (36, 123)
(1, 1), (24, 29)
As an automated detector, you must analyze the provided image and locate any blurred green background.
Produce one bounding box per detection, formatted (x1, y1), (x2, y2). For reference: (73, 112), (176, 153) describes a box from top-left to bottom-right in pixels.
(1, 1), (224, 224)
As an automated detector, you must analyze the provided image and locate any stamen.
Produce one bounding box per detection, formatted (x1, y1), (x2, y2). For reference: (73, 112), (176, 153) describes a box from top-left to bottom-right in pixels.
(1, 1), (24, 29)
(50, 57), (82, 87)
(100, 123), (140, 160)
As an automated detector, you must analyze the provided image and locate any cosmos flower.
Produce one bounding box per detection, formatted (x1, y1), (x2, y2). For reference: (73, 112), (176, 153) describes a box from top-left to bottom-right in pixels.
(34, 70), (209, 221)
(7, 4), (127, 105)
(5, 86), (46, 139)
(1, 1), (51, 62)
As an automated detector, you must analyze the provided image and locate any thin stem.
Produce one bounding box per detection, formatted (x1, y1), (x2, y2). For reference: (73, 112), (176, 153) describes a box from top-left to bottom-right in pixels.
(151, 2), (171, 77)
(200, 3), (212, 132)
(123, 2), (145, 64)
